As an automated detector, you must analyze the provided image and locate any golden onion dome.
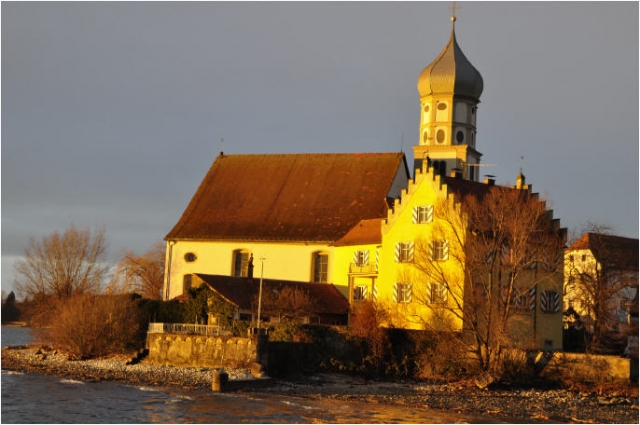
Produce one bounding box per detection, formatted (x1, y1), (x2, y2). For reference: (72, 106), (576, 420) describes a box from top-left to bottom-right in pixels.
(417, 21), (483, 100)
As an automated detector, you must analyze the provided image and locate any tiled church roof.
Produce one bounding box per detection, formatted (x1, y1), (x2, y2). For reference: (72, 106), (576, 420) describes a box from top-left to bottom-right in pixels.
(166, 152), (406, 242)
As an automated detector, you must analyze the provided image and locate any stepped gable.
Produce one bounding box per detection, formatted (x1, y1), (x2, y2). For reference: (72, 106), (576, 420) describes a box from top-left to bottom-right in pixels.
(166, 152), (405, 242)
(195, 274), (350, 315)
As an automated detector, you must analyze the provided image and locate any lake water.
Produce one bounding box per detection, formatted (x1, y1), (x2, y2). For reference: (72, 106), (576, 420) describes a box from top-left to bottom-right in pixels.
(2, 327), (504, 423)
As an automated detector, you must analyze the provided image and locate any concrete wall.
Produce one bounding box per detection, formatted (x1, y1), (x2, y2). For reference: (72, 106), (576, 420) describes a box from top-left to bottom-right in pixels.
(146, 333), (266, 369)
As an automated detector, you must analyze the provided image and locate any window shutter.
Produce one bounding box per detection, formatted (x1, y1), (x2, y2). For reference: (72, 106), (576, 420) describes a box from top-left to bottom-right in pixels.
(395, 244), (401, 262)
(363, 250), (369, 265)
(375, 247), (380, 271)
(428, 241), (434, 261)
(528, 287), (536, 311)
(393, 283), (399, 303)
(426, 205), (434, 223)
(442, 240), (449, 260)
(408, 241), (414, 262)
(442, 285), (448, 303)
(353, 251), (359, 265)
(372, 284), (378, 301)
(412, 207), (419, 224)
(407, 284), (413, 302)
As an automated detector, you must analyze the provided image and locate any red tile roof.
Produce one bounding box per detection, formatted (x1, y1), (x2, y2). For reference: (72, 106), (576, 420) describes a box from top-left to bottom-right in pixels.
(333, 218), (383, 246)
(569, 233), (639, 270)
(166, 153), (407, 242)
(194, 274), (350, 315)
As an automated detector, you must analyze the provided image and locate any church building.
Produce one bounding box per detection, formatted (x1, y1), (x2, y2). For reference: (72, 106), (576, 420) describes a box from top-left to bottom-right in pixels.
(163, 13), (566, 351)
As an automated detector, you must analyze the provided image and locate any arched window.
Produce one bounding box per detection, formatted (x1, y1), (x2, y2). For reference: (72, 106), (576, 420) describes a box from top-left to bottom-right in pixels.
(183, 274), (192, 293)
(233, 249), (252, 277)
(312, 251), (329, 283)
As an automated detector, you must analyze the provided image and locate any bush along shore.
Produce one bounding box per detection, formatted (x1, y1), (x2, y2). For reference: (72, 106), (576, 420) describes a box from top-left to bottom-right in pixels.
(2, 344), (638, 424)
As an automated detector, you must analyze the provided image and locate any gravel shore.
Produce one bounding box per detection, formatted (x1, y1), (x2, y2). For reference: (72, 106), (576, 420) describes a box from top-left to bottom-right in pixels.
(2, 345), (638, 423)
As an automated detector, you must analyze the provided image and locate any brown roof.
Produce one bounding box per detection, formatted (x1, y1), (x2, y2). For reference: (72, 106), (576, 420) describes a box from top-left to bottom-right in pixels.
(333, 218), (383, 246)
(194, 274), (350, 315)
(444, 175), (493, 200)
(569, 233), (639, 270)
(166, 153), (407, 242)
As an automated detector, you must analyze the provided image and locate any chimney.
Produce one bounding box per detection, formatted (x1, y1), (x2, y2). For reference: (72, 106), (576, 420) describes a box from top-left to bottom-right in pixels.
(484, 175), (495, 186)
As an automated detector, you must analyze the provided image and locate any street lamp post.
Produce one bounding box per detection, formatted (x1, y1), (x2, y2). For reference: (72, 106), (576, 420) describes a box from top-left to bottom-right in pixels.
(257, 258), (265, 329)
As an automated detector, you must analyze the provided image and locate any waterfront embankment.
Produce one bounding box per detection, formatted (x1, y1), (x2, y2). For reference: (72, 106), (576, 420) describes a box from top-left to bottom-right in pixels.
(2, 345), (638, 423)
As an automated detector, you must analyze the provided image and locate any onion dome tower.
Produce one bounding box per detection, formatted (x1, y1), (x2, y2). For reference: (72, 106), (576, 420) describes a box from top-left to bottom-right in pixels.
(413, 10), (484, 181)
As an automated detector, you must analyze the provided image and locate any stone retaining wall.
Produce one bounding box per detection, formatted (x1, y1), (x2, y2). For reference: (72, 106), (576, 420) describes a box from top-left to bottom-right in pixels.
(146, 333), (265, 369)
(543, 352), (634, 383)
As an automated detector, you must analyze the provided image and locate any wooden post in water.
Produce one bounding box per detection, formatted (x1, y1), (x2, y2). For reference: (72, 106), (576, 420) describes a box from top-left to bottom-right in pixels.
(211, 369), (228, 392)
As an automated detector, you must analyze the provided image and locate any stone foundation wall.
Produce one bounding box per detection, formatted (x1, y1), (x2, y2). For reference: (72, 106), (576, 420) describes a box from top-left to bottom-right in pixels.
(544, 352), (634, 383)
(146, 333), (263, 369)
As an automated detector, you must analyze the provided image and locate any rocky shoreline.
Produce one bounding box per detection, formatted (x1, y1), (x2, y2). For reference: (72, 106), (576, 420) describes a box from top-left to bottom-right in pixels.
(2, 345), (638, 423)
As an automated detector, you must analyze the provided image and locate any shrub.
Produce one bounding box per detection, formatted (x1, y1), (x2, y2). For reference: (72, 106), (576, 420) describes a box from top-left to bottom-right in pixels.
(43, 293), (141, 358)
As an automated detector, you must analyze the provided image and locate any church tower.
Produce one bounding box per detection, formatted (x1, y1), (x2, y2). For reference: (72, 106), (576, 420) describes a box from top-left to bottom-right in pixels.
(413, 11), (484, 181)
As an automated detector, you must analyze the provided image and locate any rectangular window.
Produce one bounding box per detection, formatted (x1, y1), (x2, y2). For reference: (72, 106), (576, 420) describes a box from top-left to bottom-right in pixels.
(429, 240), (449, 261)
(413, 205), (434, 224)
(353, 250), (369, 266)
(313, 253), (328, 283)
(234, 251), (250, 277)
(541, 290), (560, 313)
(353, 285), (367, 301)
(395, 242), (414, 263)
(430, 282), (447, 304)
(394, 282), (412, 303)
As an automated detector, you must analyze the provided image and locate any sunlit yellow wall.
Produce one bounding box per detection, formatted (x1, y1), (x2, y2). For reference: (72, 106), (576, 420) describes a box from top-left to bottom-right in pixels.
(377, 166), (465, 331)
(163, 240), (335, 300)
(564, 248), (596, 317)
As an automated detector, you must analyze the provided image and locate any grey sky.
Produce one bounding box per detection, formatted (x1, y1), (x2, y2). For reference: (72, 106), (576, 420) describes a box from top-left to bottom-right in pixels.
(2, 2), (638, 296)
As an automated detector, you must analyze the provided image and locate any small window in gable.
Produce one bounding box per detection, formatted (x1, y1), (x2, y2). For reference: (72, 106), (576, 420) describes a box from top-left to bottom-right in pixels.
(184, 252), (197, 263)
(413, 205), (434, 224)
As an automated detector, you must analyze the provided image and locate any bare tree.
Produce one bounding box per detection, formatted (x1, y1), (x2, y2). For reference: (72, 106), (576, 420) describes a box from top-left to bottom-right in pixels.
(109, 241), (165, 299)
(407, 187), (565, 372)
(564, 226), (638, 353)
(255, 285), (317, 324)
(14, 225), (108, 302)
